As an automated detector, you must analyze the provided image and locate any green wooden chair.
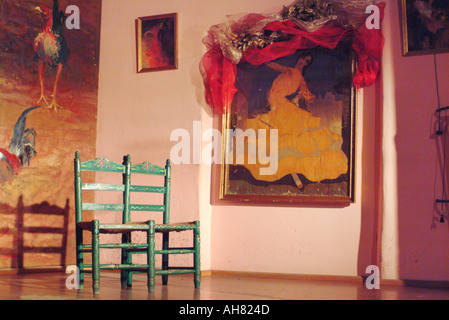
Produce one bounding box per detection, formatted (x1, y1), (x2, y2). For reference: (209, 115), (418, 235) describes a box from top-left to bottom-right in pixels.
(74, 151), (200, 294)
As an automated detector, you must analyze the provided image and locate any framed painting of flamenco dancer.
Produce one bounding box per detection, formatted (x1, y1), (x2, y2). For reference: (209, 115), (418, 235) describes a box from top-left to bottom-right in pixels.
(218, 40), (357, 206)
(136, 13), (178, 73)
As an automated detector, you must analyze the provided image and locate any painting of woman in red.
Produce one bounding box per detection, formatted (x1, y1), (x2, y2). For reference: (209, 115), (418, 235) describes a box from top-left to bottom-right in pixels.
(138, 14), (177, 72)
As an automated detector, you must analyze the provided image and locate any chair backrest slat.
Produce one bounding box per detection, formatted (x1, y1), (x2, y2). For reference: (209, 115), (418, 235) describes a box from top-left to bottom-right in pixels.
(81, 158), (125, 173)
(82, 203), (125, 211)
(82, 183), (125, 191)
(129, 204), (165, 212)
(131, 162), (165, 175)
(130, 185), (166, 193)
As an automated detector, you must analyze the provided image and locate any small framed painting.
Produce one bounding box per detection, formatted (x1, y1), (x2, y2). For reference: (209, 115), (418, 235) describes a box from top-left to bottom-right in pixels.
(136, 13), (178, 72)
(401, 0), (449, 56)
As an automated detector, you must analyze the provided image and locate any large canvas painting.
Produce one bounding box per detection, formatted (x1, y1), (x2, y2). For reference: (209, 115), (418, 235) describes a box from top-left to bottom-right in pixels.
(0, 0), (101, 270)
(219, 40), (356, 206)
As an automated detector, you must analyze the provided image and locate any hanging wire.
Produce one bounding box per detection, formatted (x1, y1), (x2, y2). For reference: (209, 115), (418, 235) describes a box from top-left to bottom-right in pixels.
(434, 53), (448, 223)
(441, 114), (448, 223)
(434, 54), (441, 110)
(435, 54), (444, 135)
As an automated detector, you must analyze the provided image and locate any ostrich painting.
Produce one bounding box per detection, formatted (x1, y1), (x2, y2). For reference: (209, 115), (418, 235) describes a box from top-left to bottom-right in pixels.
(34, 0), (70, 111)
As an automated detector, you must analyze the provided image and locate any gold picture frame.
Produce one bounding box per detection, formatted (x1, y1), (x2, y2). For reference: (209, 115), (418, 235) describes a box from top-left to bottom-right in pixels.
(400, 0), (449, 56)
(136, 13), (178, 72)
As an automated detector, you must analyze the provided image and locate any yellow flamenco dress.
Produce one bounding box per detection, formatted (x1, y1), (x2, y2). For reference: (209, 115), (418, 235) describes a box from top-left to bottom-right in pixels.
(239, 57), (348, 187)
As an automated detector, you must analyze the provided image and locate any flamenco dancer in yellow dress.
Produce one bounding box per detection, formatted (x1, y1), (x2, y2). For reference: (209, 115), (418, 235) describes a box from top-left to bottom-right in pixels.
(241, 55), (348, 189)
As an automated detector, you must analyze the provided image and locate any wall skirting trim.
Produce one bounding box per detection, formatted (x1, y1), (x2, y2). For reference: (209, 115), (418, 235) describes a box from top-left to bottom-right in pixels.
(209, 270), (449, 290)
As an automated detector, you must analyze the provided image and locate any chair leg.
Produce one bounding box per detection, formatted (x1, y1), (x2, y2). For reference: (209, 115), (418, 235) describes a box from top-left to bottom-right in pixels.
(194, 221), (201, 289)
(92, 220), (100, 295)
(76, 226), (84, 289)
(121, 233), (130, 288)
(127, 270), (133, 288)
(162, 232), (169, 285)
(148, 220), (155, 292)
(127, 238), (133, 287)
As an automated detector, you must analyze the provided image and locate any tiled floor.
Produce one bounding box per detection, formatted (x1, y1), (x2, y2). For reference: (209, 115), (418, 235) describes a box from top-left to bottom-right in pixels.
(0, 271), (449, 301)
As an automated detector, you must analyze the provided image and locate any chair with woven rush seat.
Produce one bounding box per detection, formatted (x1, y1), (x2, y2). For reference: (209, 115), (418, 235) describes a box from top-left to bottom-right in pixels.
(74, 152), (200, 294)
(128, 159), (200, 291)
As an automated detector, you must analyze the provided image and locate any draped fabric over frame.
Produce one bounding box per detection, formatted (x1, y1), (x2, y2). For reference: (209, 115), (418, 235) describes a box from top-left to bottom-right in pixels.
(201, 2), (385, 115)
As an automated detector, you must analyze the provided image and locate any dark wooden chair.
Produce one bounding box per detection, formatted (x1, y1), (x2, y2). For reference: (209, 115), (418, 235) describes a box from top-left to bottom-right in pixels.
(74, 151), (200, 294)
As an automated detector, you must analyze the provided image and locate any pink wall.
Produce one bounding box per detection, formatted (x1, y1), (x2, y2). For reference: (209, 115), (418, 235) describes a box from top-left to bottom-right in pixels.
(97, 0), (449, 281)
(381, 2), (449, 281)
(210, 87), (380, 277)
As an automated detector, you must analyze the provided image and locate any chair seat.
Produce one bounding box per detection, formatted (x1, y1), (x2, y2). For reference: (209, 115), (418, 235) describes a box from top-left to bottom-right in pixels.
(77, 221), (149, 234)
(77, 221), (197, 234)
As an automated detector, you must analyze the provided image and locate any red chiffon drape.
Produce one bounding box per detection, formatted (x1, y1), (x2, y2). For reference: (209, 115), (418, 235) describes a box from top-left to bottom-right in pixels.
(201, 3), (385, 114)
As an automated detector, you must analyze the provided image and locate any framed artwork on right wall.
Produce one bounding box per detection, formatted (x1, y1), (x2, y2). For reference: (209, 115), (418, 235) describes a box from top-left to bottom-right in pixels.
(400, 0), (449, 56)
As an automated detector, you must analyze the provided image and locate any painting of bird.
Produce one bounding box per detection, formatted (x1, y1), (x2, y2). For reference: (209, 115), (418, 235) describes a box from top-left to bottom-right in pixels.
(33, 0), (70, 111)
(0, 106), (40, 186)
(0, 0), (102, 269)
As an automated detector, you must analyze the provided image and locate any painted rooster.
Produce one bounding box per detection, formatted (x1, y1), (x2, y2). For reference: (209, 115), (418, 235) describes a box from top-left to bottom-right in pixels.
(0, 106), (40, 186)
(34, 0), (70, 111)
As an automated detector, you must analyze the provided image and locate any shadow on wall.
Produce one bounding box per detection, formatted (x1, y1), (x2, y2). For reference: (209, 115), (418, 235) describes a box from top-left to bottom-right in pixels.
(0, 195), (69, 272)
(357, 71), (384, 278)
